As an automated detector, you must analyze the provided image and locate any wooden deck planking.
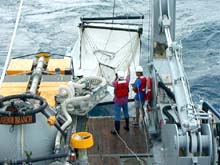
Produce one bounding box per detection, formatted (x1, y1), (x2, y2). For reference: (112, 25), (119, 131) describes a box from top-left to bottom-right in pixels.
(87, 117), (148, 156)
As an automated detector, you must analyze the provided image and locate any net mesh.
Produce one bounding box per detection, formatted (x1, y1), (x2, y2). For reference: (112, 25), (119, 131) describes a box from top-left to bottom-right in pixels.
(80, 22), (141, 84)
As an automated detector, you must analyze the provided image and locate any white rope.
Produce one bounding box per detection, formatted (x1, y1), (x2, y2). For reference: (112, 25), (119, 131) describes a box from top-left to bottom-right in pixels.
(115, 129), (144, 164)
(0, 0), (24, 88)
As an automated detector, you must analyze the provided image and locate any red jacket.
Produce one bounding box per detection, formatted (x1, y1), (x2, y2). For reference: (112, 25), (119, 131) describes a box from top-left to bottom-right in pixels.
(114, 80), (129, 98)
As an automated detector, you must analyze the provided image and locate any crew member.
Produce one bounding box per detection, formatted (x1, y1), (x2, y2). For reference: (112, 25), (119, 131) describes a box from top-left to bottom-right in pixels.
(111, 67), (130, 135)
(132, 65), (146, 127)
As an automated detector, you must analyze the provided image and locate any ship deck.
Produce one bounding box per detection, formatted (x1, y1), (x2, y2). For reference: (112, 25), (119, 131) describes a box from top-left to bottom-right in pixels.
(87, 117), (152, 165)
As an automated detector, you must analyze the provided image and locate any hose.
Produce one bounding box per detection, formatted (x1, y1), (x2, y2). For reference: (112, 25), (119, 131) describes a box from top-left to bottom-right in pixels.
(58, 85), (75, 99)
(158, 81), (175, 102)
(162, 105), (180, 127)
(0, 152), (69, 164)
(77, 76), (107, 87)
(55, 102), (72, 150)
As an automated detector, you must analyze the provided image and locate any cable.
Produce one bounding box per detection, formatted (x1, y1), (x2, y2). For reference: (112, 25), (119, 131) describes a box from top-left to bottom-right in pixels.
(104, 0), (116, 53)
(147, 0), (152, 62)
(0, 0), (24, 88)
(112, 0), (116, 23)
(119, 0), (143, 75)
(114, 127), (144, 164)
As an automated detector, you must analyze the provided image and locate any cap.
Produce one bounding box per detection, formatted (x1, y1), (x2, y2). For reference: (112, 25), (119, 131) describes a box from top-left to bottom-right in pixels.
(135, 65), (143, 72)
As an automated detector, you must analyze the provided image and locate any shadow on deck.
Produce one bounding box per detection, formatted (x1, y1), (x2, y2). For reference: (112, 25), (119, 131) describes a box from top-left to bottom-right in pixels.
(87, 117), (151, 165)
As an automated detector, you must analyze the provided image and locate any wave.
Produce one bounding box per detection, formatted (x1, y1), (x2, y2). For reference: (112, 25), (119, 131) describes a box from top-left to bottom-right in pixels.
(182, 22), (220, 108)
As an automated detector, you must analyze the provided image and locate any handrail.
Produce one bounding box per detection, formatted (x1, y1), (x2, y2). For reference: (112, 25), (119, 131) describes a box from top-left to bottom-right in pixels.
(202, 101), (220, 119)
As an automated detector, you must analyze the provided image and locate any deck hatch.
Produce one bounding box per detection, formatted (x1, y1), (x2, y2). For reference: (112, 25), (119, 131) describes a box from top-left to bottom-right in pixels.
(47, 59), (71, 75)
(6, 59), (33, 75)
(0, 82), (28, 96)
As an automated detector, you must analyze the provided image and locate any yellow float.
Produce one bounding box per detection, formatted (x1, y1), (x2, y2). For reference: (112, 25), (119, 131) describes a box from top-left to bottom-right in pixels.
(70, 132), (94, 149)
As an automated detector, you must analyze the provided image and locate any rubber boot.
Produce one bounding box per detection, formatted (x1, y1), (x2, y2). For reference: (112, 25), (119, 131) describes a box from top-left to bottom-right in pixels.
(123, 118), (129, 131)
(111, 121), (120, 135)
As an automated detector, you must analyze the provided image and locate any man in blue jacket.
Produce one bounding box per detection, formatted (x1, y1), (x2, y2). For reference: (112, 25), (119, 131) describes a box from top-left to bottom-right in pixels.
(132, 65), (146, 128)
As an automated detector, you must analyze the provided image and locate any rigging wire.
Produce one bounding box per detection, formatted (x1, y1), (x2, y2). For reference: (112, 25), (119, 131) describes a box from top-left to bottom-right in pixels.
(112, 0), (116, 22)
(104, 0), (116, 56)
(82, 31), (100, 74)
(0, 0), (24, 88)
(119, 0), (141, 103)
(122, 0), (136, 60)
(120, 0), (144, 69)
(147, 0), (152, 62)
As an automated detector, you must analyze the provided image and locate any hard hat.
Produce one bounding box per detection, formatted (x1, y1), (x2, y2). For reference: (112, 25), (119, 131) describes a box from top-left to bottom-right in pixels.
(76, 69), (84, 77)
(135, 65), (143, 72)
(117, 70), (125, 79)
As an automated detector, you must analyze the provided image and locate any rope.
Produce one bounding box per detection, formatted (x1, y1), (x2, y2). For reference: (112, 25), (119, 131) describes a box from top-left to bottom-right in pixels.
(119, 0), (143, 70)
(124, 1), (137, 66)
(103, 30), (113, 52)
(0, 0), (24, 88)
(103, 0), (116, 53)
(114, 128), (144, 164)
(84, 30), (105, 76)
(147, 0), (152, 62)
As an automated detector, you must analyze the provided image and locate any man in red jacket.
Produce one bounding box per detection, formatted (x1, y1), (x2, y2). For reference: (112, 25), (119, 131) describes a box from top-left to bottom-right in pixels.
(111, 67), (130, 135)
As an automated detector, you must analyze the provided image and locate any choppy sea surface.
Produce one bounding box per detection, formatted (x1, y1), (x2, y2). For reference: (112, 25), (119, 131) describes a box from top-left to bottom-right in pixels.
(0, 0), (220, 109)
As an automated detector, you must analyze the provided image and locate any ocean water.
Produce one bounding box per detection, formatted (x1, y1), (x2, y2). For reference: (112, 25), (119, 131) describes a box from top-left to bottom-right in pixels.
(0, 0), (220, 109)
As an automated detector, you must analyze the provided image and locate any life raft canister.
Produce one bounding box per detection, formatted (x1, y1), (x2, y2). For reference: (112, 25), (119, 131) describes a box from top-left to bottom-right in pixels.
(144, 77), (152, 101)
(114, 80), (129, 98)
